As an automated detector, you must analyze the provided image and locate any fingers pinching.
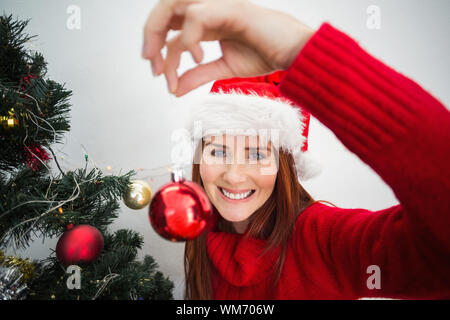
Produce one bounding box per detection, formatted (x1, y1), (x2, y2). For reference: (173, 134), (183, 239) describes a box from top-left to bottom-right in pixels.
(182, 5), (205, 64)
(142, 0), (178, 73)
(176, 58), (232, 96)
(163, 5), (206, 94)
(164, 33), (185, 93)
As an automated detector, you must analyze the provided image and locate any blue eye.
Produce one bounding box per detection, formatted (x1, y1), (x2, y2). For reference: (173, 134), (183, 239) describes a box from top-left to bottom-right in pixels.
(250, 152), (266, 160)
(212, 149), (227, 157)
(211, 149), (266, 160)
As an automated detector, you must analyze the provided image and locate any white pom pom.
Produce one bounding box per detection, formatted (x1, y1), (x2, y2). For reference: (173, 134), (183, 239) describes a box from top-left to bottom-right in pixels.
(295, 150), (322, 182)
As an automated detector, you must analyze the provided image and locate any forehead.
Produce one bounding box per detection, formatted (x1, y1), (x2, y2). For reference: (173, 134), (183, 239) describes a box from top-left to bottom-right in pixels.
(204, 134), (271, 148)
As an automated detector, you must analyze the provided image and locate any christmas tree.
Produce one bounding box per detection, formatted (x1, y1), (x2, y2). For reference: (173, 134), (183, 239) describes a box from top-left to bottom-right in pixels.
(0, 14), (174, 300)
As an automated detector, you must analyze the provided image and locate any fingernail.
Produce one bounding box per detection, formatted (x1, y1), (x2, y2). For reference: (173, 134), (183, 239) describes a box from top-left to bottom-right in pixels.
(151, 63), (156, 76)
(170, 82), (178, 94)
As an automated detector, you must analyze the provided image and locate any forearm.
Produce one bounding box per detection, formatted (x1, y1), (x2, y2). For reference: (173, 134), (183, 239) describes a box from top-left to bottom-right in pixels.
(279, 23), (450, 250)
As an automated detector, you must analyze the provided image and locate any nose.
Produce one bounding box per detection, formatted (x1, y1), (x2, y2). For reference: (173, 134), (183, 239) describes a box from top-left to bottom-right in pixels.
(222, 163), (247, 185)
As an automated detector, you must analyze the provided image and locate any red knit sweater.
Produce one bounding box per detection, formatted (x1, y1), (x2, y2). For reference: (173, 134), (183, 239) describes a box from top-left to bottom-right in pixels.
(205, 23), (450, 299)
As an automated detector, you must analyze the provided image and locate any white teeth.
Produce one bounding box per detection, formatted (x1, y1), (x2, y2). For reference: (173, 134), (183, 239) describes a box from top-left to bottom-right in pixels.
(220, 188), (253, 200)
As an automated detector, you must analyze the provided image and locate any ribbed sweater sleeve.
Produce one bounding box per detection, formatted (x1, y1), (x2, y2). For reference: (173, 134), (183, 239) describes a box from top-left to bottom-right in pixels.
(278, 23), (450, 298)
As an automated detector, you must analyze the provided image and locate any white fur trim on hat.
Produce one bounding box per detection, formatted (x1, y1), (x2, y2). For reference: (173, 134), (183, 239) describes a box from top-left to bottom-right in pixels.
(183, 89), (321, 181)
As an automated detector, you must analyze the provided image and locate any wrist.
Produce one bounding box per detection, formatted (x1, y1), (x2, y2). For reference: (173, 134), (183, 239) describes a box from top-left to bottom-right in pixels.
(282, 23), (315, 70)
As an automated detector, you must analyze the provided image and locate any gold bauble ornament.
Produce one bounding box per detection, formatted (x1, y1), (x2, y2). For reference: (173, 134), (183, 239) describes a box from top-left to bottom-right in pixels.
(123, 180), (152, 210)
(0, 108), (19, 130)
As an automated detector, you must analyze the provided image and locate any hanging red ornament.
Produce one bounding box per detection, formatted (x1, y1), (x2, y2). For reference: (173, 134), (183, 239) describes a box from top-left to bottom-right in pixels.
(24, 144), (51, 171)
(55, 224), (104, 267)
(21, 74), (38, 91)
(148, 168), (212, 242)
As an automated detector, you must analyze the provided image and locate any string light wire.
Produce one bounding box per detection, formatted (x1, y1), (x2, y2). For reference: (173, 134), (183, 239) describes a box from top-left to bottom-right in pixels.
(1, 77), (193, 248)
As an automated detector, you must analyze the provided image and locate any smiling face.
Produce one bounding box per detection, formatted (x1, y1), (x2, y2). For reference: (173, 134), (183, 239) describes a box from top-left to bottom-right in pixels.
(199, 134), (278, 233)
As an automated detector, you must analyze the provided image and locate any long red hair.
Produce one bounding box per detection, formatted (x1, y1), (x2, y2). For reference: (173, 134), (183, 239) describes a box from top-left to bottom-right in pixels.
(184, 139), (333, 299)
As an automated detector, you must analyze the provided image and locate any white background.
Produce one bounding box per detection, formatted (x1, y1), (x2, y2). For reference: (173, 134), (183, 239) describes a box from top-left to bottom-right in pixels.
(2, 0), (449, 300)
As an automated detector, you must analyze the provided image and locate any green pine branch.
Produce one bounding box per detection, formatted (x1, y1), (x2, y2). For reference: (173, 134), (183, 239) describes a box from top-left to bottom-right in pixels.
(0, 166), (136, 249)
(1, 14), (71, 171)
(0, 13), (174, 300)
(28, 229), (174, 300)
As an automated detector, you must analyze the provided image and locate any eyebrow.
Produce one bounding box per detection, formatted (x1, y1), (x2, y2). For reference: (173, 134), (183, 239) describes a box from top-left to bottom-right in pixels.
(205, 142), (271, 152)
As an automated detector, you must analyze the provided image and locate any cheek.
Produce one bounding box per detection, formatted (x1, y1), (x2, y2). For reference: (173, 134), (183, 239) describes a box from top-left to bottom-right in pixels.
(199, 164), (219, 187)
(255, 173), (277, 195)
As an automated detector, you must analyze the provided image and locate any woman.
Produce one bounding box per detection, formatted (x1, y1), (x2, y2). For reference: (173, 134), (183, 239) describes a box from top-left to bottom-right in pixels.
(142, 0), (450, 299)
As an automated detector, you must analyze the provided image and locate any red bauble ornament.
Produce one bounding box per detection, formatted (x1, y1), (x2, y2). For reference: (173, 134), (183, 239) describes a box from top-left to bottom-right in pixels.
(56, 224), (104, 266)
(24, 144), (51, 171)
(149, 170), (212, 242)
(21, 73), (38, 91)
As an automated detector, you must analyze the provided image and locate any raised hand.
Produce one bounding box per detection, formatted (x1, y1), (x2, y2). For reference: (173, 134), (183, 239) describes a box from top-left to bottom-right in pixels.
(142, 0), (314, 97)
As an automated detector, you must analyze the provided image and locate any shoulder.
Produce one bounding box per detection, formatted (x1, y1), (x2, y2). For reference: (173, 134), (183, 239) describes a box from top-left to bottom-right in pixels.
(293, 201), (403, 237)
(292, 201), (338, 237)
(298, 201), (401, 219)
(296, 201), (343, 221)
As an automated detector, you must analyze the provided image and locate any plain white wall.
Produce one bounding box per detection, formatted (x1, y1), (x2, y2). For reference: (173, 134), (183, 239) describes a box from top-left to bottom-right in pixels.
(2, 0), (449, 300)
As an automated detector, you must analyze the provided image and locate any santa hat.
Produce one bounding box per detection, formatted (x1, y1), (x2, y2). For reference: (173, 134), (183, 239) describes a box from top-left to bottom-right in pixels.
(184, 71), (321, 182)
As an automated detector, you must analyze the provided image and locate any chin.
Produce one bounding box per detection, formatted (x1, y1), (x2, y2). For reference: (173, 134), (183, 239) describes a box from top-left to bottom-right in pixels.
(211, 205), (241, 220)
(223, 216), (246, 223)
(218, 210), (251, 223)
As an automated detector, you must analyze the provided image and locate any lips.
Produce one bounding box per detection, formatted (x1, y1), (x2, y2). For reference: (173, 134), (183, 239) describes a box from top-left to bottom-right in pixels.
(220, 187), (253, 194)
(217, 186), (256, 202)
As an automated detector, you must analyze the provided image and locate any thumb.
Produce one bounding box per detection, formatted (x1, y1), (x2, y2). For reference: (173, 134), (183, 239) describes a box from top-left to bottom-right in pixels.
(175, 57), (233, 97)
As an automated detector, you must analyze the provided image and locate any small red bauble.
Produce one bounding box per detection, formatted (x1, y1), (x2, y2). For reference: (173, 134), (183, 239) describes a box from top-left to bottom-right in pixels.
(149, 175), (212, 242)
(56, 224), (104, 266)
(24, 144), (51, 171)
